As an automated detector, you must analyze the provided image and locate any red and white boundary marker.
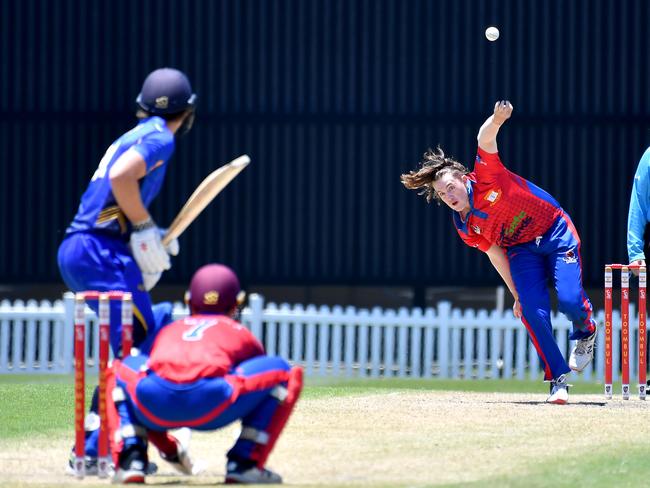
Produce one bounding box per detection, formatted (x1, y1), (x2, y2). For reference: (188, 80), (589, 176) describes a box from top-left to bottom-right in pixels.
(604, 264), (646, 400)
(73, 290), (133, 479)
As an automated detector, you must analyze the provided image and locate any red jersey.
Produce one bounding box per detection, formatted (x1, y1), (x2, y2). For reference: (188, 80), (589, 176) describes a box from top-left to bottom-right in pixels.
(454, 147), (562, 251)
(147, 314), (265, 383)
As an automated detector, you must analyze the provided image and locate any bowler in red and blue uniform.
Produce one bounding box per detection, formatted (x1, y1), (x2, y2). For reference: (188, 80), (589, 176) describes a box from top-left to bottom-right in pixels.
(401, 101), (597, 404)
(106, 264), (303, 484)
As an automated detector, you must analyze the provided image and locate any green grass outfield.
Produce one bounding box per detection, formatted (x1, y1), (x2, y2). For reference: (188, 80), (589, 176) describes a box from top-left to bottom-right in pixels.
(0, 375), (605, 439)
(1, 375), (646, 488)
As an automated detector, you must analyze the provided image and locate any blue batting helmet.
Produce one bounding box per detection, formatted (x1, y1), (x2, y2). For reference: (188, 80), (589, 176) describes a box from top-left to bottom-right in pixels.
(136, 68), (197, 115)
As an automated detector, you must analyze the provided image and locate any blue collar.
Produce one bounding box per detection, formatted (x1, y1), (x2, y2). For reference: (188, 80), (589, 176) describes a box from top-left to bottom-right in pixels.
(453, 179), (488, 232)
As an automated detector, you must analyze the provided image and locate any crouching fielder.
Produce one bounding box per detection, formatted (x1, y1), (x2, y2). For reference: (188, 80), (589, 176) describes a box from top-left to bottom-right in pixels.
(105, 264), (303, 484)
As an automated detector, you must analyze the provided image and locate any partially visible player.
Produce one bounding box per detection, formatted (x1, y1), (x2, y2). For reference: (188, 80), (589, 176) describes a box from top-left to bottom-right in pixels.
(106, 264), (303, 484)
(627, 145), (650, 269)
(400, 101), (597, 404)
(58, 67), (197, 472)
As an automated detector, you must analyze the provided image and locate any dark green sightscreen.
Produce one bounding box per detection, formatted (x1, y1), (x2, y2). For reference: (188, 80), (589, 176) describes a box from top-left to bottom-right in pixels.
(1, 0), (647, 287)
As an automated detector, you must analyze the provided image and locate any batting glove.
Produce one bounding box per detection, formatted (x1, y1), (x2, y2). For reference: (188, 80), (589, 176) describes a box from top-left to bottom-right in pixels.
(159, 229), (180, 257)
(129, 218), (171, 274)
(142, 271), (163, 291)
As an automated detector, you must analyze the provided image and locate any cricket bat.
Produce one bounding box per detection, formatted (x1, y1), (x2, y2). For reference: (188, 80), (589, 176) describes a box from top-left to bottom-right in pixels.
(162, 155), (250, 246)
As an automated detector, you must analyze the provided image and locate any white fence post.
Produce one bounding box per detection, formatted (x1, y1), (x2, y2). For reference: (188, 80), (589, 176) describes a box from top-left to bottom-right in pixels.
(11, 300), (24, 371)
(383, 309), (396, 378)
(358, 309), (369, 377)
(0, 300), (11, 372)
(279, 303), (291, 360)
(370, 308), (382, 378)
(344, 306), (356, 378)
(331, 306), (344, 377)
(317, 305), (330, 376)
(397, 309), (409, 378)
(247, 293), (264, 340)
(437, 301), (451, 379)
(409, 308), (422, 378)
(463, 317), (474, 380)
(305, 304), (317, 377)
(423, 307), (435, 378)
(265, 302), (278, 356)
(503, 319), (514, 380)
(62, 292), (75, 374)
(292, 304), (304, 365)
(450, 309), (463, 379)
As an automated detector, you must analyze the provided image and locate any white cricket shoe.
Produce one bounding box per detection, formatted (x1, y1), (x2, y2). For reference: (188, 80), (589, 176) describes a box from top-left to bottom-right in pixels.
(569, 325), (597, 372)
(547, 374), (570, 405)
(225, 461), (282, 484)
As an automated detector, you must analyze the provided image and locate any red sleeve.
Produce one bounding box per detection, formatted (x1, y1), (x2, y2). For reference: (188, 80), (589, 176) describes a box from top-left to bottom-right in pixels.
(474, 146), (506, 179)
(456, 227), (492, 252)
(231, 327), (265, 365)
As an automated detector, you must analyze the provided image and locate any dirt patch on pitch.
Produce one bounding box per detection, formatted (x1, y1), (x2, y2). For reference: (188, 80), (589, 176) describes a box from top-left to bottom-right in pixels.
(1, 391), (648, 487)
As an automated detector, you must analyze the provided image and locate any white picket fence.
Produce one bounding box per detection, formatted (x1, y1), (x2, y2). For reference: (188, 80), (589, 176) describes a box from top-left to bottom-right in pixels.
(0, 293), (643, 383)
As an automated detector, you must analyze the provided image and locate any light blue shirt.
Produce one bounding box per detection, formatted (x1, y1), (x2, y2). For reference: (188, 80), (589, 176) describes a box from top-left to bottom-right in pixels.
(627, 146), (650, 262)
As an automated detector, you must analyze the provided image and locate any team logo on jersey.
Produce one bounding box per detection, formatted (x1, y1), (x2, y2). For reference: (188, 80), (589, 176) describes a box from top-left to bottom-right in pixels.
(535, 236), (542, 247)
(203, 290), (220, 305)
(475, 155), (487, 166)
(563, 249), (578, 264)
(484, 189), (502, 206)
(505, 211), (527, 237)
(155, 96), (169, 109)
(471, 224), (482, 234)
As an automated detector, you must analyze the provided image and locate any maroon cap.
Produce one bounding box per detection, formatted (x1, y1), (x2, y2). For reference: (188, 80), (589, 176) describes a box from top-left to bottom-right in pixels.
(188, 264), (243, 314)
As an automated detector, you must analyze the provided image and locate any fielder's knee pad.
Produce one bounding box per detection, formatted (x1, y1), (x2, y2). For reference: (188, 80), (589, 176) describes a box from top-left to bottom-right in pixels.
(251, 366), (304, 467)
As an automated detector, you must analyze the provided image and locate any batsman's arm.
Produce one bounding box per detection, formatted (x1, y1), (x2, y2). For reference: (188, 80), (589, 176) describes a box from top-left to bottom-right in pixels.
(477, 100), (513, 153)
(110, 149), (171, 273)
(109, 149), (150, 225)
(485, 244), (521, 318)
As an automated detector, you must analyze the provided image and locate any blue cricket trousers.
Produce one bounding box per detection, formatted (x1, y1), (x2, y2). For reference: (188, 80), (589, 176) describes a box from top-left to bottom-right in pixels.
(57, 232), (171, 354)
(113, 354), (292, 462)
(506, 213), (596, 380)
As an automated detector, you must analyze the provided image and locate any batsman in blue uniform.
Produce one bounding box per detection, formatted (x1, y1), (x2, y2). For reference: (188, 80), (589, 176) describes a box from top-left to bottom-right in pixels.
(58, 67), (197, 474)
(58, 67), (196, 353)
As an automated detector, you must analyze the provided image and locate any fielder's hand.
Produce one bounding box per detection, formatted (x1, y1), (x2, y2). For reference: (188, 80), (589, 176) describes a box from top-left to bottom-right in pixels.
(129, 219), (171, 274)
(493, 100), (513, 125)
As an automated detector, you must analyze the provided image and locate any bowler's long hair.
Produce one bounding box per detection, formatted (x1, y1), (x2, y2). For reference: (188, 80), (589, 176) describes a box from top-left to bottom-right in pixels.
(400, 147), (469, 204)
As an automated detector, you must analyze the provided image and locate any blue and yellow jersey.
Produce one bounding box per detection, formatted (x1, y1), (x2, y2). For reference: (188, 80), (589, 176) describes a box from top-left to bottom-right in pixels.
(66, 116), (175, 238)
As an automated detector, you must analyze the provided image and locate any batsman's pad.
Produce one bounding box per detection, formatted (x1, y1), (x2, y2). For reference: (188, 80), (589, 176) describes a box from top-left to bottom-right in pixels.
(252, 366), (303, 468)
